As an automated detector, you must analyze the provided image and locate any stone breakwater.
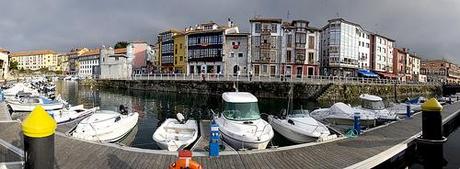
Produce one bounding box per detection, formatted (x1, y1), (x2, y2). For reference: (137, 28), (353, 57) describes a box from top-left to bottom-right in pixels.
(88, 79), (441, 101)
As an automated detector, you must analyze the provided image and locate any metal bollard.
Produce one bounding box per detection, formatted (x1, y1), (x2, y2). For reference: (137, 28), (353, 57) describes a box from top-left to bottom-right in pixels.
(22, 106), (57, 169)
(406, 103), (411, 118)
(353, 112), (361, 135)
(417, 98), (446, 168)
(209, 120), (220, 157)
(449, 96), (452, 104)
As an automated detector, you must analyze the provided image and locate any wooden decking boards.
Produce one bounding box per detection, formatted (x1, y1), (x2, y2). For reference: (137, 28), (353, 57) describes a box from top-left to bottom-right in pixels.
(0, 102), (458, 169)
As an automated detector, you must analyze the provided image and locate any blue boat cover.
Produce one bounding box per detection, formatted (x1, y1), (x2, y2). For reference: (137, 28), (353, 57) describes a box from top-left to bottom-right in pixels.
(357, 69), (379, 78)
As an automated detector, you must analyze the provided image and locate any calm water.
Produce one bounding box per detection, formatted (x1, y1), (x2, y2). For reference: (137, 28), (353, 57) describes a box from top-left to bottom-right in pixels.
(55, 80), (331, 149)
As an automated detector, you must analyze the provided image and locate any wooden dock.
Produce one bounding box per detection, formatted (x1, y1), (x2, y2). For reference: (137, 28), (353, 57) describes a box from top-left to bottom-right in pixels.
(191, 120), (235, 153)
(0, 102), (459, 169)
(0, 102), (11, 121)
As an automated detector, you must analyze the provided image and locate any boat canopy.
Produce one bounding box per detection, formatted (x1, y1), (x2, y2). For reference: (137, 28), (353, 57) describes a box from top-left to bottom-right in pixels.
(357, 69), (379, 78)
(222, 92), (258, 103)
(359, 94), (383, 101)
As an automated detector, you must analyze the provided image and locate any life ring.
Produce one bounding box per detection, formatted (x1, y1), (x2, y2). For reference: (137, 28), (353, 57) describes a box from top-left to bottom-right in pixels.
(169, 150), (202, 169)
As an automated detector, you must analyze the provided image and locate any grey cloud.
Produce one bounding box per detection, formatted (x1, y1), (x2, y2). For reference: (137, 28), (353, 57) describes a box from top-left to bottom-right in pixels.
(0, 0), (458, 64)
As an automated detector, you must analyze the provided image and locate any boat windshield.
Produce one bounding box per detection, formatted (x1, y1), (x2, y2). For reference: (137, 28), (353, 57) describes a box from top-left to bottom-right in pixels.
(362, 100), (385, 110)
(223, 102), (261, 121)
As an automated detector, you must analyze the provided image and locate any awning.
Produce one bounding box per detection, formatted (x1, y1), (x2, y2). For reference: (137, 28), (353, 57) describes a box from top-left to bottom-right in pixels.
(357, 69), (379, 78)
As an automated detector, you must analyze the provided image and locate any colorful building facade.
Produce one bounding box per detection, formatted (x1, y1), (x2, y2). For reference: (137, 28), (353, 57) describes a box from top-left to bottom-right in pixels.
(9, 49), (58, 71)
(173, 33), (186, 73)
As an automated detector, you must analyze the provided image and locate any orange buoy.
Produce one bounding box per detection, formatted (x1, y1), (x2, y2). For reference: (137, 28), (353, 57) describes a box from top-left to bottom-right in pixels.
(169, 150), (202, 169)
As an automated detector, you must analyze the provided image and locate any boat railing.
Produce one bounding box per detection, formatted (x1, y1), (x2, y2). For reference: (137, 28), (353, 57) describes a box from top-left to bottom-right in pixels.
(79, 115), (120, 124)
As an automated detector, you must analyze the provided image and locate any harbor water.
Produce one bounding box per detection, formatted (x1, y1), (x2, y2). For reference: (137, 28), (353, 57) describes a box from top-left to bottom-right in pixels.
(55, 80), (332, 149)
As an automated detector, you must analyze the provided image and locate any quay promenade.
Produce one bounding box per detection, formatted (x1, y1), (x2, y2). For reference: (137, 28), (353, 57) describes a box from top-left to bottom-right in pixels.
(0, 101), (459, 168)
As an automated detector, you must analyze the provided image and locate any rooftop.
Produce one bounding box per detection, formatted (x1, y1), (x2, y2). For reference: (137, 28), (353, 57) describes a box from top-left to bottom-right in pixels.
(10, 49), (57, 57)
(79, 49), (100, 57)
(0, 48), (9, 54)
(249, 17), (282, 23)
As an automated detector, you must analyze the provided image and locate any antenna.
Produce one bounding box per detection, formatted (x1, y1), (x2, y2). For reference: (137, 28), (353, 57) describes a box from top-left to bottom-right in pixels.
(336, 12), (340, 18)
(287, 10), (291, 20)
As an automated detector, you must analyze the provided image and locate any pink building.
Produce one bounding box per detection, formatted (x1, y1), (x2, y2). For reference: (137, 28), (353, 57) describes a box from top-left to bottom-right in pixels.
(127, 41), (149, 74)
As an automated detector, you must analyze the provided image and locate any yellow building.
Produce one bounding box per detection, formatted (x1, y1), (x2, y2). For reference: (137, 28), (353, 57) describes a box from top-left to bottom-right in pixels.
(9, 49), (58, 71)
(173, 32), (186, 73)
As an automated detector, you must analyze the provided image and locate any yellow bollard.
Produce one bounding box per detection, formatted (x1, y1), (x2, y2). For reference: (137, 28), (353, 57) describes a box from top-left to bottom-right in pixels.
(22, 105), (57, 169)
(418, 98), (446, 168)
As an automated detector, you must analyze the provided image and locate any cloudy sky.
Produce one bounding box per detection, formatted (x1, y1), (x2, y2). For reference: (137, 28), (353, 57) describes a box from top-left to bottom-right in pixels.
(0, 0), (458, 63)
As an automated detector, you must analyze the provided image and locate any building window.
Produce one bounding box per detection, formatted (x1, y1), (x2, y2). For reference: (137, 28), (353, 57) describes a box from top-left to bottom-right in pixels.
(286, 51), (291, 62)
(308, 36), (315, 49)
(255, 23), (261, 33)
(238, 53), (243, 57)
(287, 35), (292, 48)
(230, 52), (234, 58)
(271, 24), (277, 32)
(308, 53), (314, 64)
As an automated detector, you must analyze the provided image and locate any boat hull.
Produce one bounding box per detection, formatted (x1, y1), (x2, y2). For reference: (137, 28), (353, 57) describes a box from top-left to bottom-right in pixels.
(220, 131), (271, 150)
(325, 117), (376, 127)
(7, 102), (64, 112)
(269, 119), (318, 143)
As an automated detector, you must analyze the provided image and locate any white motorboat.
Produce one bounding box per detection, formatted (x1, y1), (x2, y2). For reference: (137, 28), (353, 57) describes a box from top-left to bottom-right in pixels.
(268, 109), (331, 143)
(355, 94), (398, 121)
(63, 76), (72, 80)
(50, 105), (99, 124)
(72, 107), (139, 142)
(3, 83), (39, 100)
(215, 92), (274, 150)
(310, 102), (377, 127)
(388, 96), (426, 115)
(152, 113), (198, 151)
(7, 96), (65, 112)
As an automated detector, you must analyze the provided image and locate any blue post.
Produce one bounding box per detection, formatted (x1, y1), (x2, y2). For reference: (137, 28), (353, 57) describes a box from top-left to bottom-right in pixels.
(406, 103), (411, 118)
(353, 112), (361, 135)
(209, 120), (220, 157)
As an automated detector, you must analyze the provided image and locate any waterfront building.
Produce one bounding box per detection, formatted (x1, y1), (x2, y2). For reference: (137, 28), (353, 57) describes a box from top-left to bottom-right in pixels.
(421, 59), (460, 84)
(393, 48), (408, 81)
(158, 30), (179, 72)
(9, 49), (58, 71)
(406, 52), (421, 81)
(127, 41), (150, 75)
(250, 17), (282, 77)
(223, 32), (250, 76)
(281, 20), (321, 78)
(68, 48), (89, 75)
(173, 32), (187, 73)
(320, 18), (364, 76)
(0, 48), (9, 79)
(370, 34), (395, 78)
(100, 47), (131, 79)
(78, 49), (100, 79)
(186, 20), (239, 75)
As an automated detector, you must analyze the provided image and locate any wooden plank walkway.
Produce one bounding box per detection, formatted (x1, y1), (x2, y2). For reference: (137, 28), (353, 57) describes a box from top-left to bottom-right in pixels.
(0, 102), (11, 121)
(0, 102), (459, 169)
(192, 120), (235, 152)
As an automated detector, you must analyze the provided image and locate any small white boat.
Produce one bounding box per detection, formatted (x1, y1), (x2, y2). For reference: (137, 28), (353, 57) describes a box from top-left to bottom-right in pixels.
(7, 96), (65, 112)
(152, 113), (198, 151)
(3, 83), (39, 100)
(50, 105), (99, 124)
(310, 102), (377, 127)
(63, 76), (72, 80)
(355, 94), (398, 121)
(72, 107), (139, 142)
(388, 96), (426, 115)
(215, 92), (274, 150)
(268, 109), (331, 143)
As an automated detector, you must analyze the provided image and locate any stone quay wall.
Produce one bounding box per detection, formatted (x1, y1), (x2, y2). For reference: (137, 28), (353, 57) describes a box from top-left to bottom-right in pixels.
(89, 79), (441, 101)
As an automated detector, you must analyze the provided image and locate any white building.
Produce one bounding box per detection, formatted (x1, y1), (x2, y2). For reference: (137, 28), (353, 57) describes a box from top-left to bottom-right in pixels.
(0, 48), (9, 79)
(250, 18), (283, 77)
(78, 49), (100, 79)
(320, 18), (363, 76)
(100, 47), (132, 79)
(371, 34), (394, 73)
(358, 31), (371, 70)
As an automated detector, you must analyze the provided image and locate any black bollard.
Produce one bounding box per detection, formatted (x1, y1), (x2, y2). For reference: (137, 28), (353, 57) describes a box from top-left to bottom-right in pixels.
(417, 98), (446, 168)
(22, 106), (57, 169)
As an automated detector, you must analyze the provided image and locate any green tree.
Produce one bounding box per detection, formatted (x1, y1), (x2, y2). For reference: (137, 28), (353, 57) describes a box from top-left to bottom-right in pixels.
(9, 60), (18, 70)
(114, 41), (129, 49)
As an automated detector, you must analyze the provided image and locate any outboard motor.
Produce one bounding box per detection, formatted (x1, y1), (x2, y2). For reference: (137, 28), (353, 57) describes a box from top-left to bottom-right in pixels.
(176, 113), (186, 124)
(119, 105), (128, 115)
